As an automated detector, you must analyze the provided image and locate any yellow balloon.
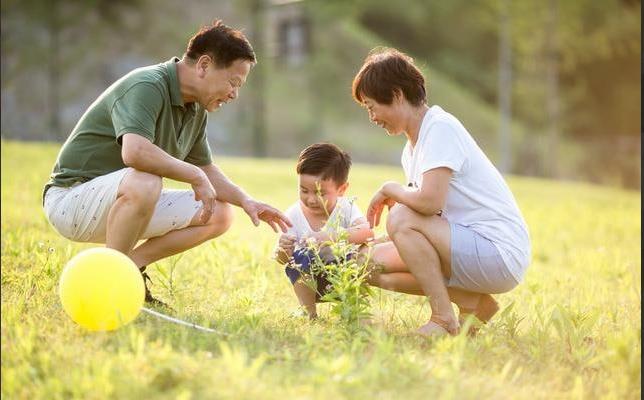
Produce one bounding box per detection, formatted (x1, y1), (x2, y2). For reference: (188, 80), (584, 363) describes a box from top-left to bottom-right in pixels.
(59, 247), (144, 331)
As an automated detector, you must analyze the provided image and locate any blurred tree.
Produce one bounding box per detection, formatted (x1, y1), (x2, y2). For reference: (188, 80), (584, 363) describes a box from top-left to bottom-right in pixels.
(348, 0), (640, 185)
(497, 0), (512, 174)
(249, 0), (268, 157)
(1, 0), (144, 140)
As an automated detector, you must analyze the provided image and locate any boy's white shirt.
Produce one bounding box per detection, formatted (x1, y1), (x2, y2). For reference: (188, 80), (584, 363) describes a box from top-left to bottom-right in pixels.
(282, 196), (364, 245)
(401, 105), (531, 282)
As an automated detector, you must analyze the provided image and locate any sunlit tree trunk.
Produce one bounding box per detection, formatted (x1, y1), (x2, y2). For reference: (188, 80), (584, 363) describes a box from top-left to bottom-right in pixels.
(545, 0), (560, 178)
(250, 0), (267, 157)
(48, 0), (61, 140)
(497, 0), (512, 174)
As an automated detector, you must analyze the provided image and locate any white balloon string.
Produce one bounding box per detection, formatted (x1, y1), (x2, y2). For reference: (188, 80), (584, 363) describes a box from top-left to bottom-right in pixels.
(141, 307), (227, 335)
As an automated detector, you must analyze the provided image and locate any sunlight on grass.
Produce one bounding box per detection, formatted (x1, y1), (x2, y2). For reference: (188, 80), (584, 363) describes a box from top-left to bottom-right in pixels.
(1, 140), (640, 399)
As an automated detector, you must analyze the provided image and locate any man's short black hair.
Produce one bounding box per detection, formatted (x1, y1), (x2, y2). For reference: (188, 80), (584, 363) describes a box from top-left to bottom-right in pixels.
(184, 19), (256, 68)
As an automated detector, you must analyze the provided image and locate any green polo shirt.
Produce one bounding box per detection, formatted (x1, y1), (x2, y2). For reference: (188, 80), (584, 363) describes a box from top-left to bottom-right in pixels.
(44, 57), (213, 196)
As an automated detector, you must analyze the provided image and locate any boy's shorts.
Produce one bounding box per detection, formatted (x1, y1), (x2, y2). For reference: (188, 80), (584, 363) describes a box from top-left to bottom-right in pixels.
(448, 223), (520, 294)
(43, 168), (203, 243)
(285, 248), (333, 302)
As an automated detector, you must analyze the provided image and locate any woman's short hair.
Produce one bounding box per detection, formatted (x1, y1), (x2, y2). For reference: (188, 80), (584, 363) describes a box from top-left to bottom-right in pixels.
(184, 19), (256, 68)
(352, 48), (426, 106)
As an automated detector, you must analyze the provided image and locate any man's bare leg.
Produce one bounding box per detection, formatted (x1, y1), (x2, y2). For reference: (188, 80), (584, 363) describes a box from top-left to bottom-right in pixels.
(129, 201), (233, 267)
(105, 170), (162, 254)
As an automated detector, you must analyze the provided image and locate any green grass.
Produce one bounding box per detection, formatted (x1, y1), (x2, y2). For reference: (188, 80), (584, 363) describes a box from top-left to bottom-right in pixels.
(1, 140), (640, 399)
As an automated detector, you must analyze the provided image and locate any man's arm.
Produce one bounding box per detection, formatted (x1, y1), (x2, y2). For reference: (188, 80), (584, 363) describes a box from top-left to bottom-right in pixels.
(198, 162), (251, 207)
(122, 134), (204, 183)
(121, 133), (217, 223)
(199, 163), (292, 233)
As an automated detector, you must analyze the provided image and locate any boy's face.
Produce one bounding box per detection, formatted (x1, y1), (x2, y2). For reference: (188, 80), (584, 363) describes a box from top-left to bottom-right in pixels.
(298, 174), (348, 217)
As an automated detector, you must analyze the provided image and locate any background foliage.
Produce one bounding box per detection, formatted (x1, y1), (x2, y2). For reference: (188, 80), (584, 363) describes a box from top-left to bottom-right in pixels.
(1, 0), (640, 188)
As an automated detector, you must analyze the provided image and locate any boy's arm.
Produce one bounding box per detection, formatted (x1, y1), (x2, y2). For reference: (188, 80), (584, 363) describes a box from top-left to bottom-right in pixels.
(344, 218), (374, 244)
(367, 234), (391, 245)
(308, 218), (374, 245)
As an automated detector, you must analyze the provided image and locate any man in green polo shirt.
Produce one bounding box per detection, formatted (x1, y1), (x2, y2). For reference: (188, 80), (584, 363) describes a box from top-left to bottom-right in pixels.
(43, 20), (291, 306)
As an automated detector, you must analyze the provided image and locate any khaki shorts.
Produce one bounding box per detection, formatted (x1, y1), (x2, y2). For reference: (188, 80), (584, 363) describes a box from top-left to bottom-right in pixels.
(43, 168), (203, 243)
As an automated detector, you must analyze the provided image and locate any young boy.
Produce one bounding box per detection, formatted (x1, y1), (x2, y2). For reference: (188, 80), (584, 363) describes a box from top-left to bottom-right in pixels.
(274, 143), (374, 319)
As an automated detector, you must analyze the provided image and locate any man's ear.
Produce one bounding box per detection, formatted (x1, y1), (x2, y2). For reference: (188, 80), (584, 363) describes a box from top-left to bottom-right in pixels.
(393, 88), (404, 104)
(338, 182), (349, 196)
(197, 55), (212, 77)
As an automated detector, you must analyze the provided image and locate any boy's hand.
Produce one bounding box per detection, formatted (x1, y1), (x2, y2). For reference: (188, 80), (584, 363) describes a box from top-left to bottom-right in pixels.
(277, 234), (297, 258)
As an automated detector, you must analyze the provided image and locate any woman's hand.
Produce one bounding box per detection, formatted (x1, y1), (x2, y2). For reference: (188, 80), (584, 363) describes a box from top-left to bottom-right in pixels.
(367, 184), (398, 228)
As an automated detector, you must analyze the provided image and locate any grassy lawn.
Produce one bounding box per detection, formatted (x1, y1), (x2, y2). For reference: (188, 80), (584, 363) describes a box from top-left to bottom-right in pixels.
(1, 140), (640, 399)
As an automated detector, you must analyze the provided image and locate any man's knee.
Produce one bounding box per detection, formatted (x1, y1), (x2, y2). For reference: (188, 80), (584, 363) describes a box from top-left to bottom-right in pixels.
(202, 201), (234, 239)
(119, 169), (162, 207)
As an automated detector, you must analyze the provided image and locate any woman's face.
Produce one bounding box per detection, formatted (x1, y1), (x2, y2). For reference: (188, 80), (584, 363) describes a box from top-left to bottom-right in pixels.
(361, 95), (406, 136)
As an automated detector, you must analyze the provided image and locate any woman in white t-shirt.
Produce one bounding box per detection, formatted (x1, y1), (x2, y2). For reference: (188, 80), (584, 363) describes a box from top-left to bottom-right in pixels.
(352, 48), (531, 336)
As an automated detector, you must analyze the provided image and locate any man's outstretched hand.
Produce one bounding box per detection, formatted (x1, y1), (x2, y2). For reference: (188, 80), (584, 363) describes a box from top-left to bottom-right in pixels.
(241, 198), (292, 233)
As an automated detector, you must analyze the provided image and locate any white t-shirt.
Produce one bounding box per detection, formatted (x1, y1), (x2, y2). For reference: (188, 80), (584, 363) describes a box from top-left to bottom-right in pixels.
(401, 105), (531, 281)
(283, 197), (365, 243)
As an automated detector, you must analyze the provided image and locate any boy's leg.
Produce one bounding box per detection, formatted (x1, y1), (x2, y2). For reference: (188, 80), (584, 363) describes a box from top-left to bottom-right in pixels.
(293, 281), (318, 319)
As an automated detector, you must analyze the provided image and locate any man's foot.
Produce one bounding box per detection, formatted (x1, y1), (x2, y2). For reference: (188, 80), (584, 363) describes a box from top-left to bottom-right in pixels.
(458, 294), (499, 335)
(140, 267), (173, 310)
(417, 315), (460, 337)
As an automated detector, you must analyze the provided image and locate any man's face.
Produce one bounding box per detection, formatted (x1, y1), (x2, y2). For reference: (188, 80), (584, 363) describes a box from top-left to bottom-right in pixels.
(361, 95), (405, 136)
(298, 174), (347, 217)
(198, 58), (252, 112)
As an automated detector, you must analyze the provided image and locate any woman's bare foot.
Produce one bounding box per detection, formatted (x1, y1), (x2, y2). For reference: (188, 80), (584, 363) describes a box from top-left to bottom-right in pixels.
(417, 315), (460, 337)
(459, 294), (499, 335)
(474, 294), (499, 321)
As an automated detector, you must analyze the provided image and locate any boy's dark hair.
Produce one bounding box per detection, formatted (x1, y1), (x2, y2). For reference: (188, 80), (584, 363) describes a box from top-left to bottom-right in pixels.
(184, 19), (256, 68)
(296, 143), (352, 185)
(352, 47), (426, 106)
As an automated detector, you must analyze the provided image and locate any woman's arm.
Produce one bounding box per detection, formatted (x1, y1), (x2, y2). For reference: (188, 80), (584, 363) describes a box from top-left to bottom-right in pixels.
(380, 167), (452, 216)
